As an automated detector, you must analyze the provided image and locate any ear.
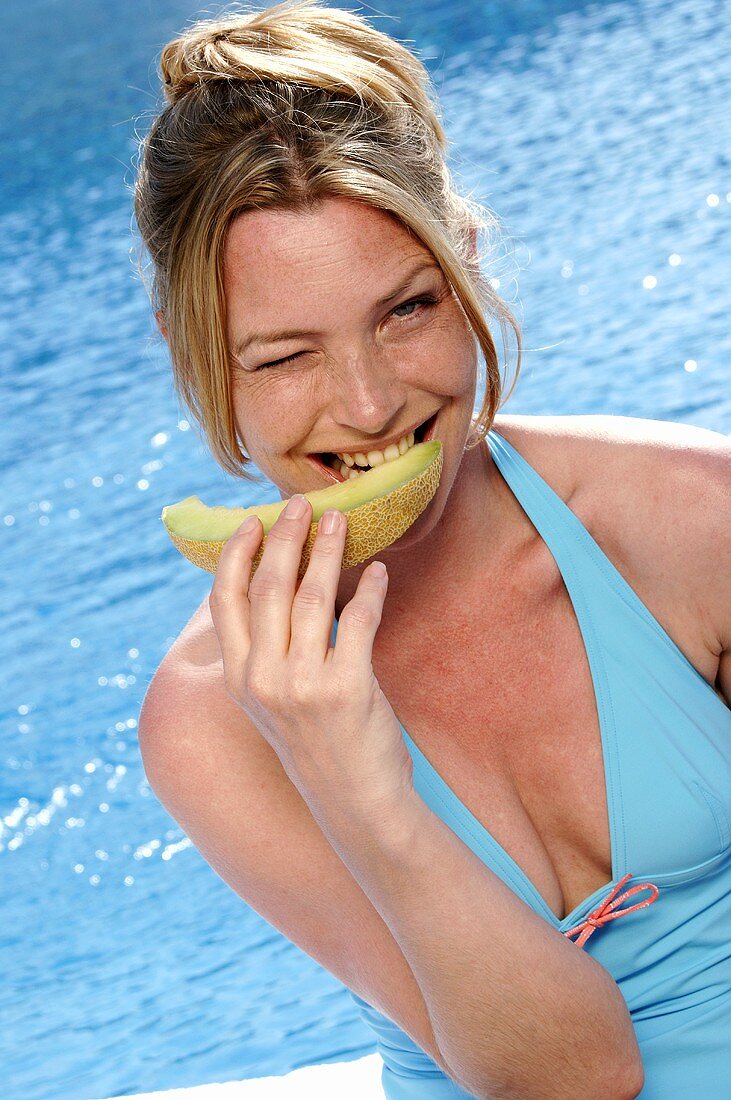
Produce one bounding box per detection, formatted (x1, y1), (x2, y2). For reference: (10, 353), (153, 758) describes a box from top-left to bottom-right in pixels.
(155, 310), (169, 342)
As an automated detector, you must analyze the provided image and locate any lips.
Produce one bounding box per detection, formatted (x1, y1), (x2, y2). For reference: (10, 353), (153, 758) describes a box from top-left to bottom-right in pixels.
(308, 410), (439, 484)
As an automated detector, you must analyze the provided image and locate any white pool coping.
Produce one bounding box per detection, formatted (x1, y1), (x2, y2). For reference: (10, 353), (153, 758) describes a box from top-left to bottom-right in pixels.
(98, 1054), (384, 1098)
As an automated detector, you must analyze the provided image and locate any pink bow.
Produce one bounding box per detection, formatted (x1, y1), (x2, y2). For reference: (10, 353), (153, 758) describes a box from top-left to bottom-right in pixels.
(563, 872), (660, 948)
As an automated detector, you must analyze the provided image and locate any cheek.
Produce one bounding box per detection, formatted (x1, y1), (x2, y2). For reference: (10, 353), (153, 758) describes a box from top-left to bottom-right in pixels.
(233, 386), (312, 459)
(419, 319), (477, 393)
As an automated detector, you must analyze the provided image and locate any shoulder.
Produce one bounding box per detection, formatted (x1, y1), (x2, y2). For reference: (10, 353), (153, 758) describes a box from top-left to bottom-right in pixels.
(492, 413), (731, 698)
(137, 596), (226, 770)
(492, 411), (729, 499)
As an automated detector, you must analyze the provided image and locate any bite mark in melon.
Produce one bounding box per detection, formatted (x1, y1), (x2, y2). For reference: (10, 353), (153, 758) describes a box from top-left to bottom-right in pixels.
(161, 440), (443, 577)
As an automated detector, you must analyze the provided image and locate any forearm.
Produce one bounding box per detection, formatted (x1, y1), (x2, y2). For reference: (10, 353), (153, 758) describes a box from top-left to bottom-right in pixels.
(314, 790), (642, 1100)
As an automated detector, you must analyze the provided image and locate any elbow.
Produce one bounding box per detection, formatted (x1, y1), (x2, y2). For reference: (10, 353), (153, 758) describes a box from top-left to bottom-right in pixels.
(573, 1048), (645, 1100)
(617, 1055), (645, 1100)
(607, 1005), (645, 1100)
(474, 1044), (645, 1100)
(488, 1065), (644, 1100)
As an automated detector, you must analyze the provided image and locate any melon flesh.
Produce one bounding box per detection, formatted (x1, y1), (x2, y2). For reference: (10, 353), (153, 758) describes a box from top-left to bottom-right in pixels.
(161, 439), (443, 577)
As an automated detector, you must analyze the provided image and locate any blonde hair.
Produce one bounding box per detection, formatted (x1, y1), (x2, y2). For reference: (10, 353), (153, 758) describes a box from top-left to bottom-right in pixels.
(132, 0), (522, 481)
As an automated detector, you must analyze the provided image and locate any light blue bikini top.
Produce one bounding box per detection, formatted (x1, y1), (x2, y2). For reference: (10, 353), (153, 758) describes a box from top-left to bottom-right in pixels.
(330, 427), (731, 1099)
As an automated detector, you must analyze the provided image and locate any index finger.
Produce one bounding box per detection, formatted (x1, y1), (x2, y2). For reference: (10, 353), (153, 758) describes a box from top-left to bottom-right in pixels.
(247, 496), (314, 662)
(207, 516), (262, 691)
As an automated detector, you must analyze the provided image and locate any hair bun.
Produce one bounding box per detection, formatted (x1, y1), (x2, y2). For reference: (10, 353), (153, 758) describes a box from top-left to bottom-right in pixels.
(158, 0), (443, 144)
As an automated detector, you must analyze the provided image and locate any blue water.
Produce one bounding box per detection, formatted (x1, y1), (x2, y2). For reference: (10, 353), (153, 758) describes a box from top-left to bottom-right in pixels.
(1, 1), (729, 1098)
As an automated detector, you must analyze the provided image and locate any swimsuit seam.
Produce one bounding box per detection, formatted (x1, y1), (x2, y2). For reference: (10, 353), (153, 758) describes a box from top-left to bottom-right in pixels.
(691, 779), (731, 853)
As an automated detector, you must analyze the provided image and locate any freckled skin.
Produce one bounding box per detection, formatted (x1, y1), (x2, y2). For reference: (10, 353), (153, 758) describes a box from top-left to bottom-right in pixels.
(221, 196), (527, 621)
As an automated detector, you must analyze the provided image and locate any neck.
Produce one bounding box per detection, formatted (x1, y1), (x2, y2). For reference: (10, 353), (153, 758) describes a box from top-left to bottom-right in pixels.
(334, 436), (534, 624)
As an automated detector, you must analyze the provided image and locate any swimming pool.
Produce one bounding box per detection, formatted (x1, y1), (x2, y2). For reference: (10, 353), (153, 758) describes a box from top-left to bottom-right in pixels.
(1, 1), (729, 1098)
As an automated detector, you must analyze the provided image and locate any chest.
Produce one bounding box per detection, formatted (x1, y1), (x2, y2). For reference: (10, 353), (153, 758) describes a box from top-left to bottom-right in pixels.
(373, 560), (615, 924)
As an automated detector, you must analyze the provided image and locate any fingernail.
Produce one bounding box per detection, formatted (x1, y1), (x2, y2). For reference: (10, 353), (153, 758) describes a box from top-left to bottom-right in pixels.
(238, 516), (258, 534)
(321, 509), (342, 534)
(285, 494), (308, 519)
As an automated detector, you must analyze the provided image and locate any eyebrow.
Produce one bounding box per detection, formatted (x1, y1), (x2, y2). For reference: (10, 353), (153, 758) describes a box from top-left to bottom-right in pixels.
(232, 258), (443, 358)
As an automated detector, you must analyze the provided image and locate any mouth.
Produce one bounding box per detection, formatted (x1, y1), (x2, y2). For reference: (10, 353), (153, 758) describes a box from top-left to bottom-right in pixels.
(307, 410), (440, 484)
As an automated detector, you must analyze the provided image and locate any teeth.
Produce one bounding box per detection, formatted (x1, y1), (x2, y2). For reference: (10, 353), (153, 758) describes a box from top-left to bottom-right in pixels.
(335, 429), (417, 479)
(319, 419), (432, 482)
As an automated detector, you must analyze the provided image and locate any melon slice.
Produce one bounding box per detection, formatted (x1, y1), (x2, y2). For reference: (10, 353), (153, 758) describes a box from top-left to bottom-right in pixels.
(161, 439), (443, 577)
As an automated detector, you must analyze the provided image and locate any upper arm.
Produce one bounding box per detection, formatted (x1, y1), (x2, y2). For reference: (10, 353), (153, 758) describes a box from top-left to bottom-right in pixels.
(137, 648), (451, 1074)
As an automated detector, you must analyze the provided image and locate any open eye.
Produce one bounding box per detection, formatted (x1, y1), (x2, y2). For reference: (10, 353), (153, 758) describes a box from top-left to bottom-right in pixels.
(391, 295), (438, 320)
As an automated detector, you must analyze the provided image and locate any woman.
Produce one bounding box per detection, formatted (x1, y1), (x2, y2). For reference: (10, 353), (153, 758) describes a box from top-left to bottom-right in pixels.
(134, 2), (731, 1097)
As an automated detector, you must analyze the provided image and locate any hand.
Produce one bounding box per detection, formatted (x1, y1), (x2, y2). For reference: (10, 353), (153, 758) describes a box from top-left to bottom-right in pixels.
(208, 495), (415, 833)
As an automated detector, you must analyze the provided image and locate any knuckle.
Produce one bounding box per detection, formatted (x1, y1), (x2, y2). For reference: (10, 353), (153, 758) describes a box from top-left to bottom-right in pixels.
(208, 584), (236, 611)
(289, 668), (318, 705)
(293, 581), (328, 611)
(244, 666), (271, 703)
(313, 535), (342, 556)
(340, 600), (381, 630)
(267, 524), (301, 545)
(249, 571), (284, 601)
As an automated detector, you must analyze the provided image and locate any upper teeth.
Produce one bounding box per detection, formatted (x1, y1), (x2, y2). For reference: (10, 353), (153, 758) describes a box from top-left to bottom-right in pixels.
(335, 429), (416, 472)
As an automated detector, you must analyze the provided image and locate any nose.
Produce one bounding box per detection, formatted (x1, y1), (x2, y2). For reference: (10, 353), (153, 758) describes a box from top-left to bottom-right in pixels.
(326, 351), (409, 438)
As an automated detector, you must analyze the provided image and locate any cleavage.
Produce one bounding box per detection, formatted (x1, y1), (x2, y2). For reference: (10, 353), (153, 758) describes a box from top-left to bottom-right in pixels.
(374, 574), (613, 924)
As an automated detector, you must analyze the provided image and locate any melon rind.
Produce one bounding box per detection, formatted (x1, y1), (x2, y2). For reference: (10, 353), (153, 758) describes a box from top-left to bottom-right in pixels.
(161, 440), (443, 577)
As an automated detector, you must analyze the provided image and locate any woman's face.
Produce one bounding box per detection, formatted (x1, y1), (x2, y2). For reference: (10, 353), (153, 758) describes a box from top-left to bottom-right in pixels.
(222, 195), (479, 542)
